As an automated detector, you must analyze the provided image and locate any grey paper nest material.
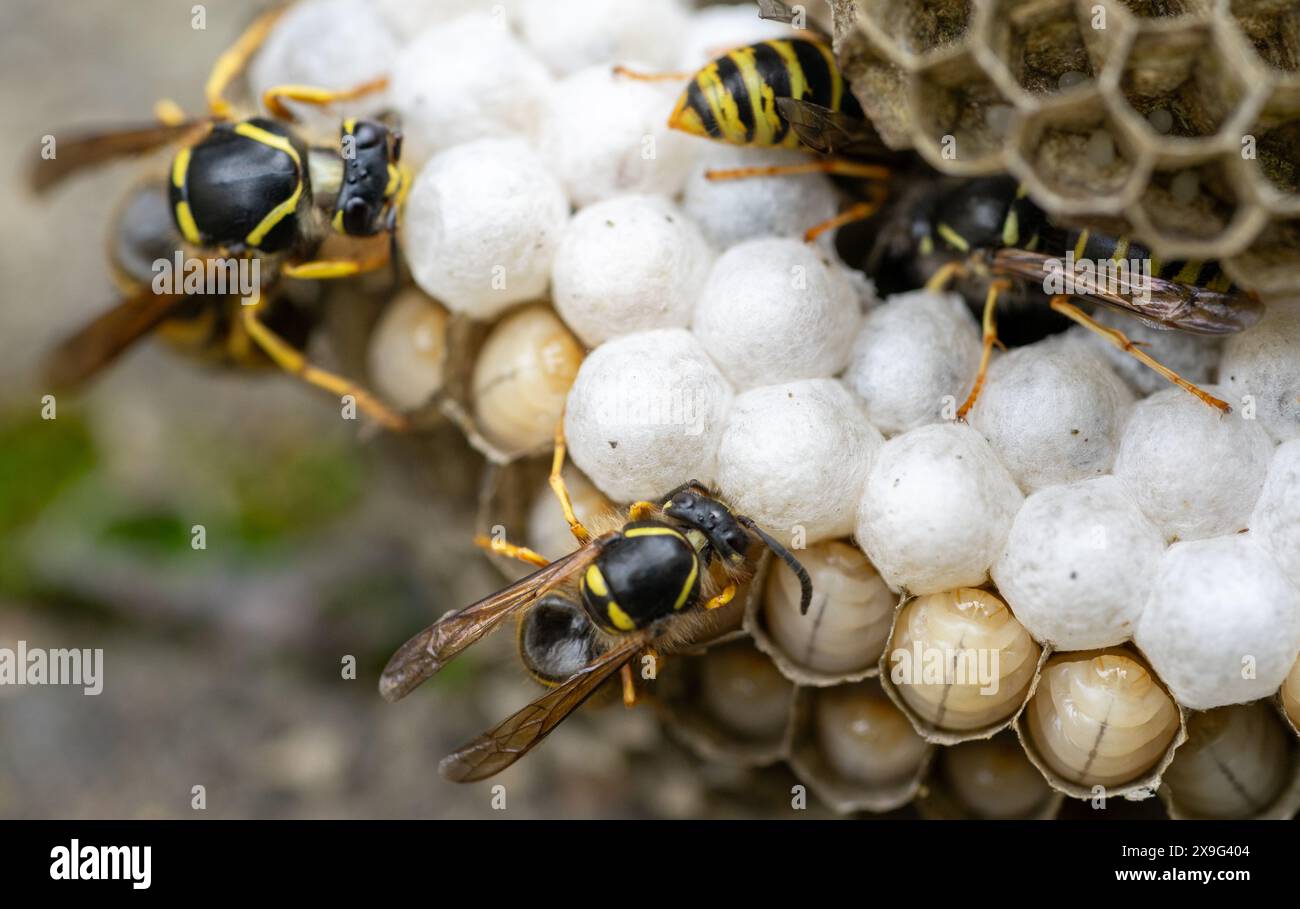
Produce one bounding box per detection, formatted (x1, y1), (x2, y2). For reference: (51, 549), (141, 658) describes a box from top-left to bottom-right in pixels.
(829, 0), (1300, 289)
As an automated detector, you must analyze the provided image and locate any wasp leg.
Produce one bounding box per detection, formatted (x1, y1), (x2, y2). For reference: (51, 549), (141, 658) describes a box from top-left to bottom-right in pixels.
(262, 77), (390, 122)
(925, 259), (969, 293)
(205, 7), (287, 120)
(804, 184), (888, 244)
(611, 64), (693, 81)
(240, 291), (412, 431)
(955, 279), (1011, 420)
(1049, 296), (1231, 414)
(620, 663), (638, 708)
(282, 247), (391, 281)
(549, 416), (592, 546)
(705, 159), (891, 182)
(152, 98), (188, 126)
(703, 583), (737, 611)
(473, 534), (550, 568)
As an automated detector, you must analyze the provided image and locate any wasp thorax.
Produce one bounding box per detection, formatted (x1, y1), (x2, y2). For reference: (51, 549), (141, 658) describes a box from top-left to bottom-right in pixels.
(1162, 702), (1297, 820)
(933, 733), (1058, 820)
(885, 588), (1040, 738)
(1024, 649), (1180, 791)
(812, 682), (930, 789)
(367, 289), (449, 411)
(1284, 655), (1300, 735)
(699, 641), (794, 742)
(471, 305), (584, 456)
(759, 540), (893, 679)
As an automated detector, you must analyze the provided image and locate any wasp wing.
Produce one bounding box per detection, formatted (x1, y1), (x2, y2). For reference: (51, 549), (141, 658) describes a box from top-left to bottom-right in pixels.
(44, 290), (188, 390)
(439, 637), (642, 783)
(379, 539), (609, 703)
(773, 98), (893, 159)
(990, 248), (1262, 335)
(29, 121), (210, 194)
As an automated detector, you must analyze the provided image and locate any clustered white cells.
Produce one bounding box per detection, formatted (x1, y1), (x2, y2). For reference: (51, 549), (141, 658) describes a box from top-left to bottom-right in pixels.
(403, 138), (569, 319)
(714, 379), (882, 544)
(551, 195), (714, 347)
(693, 238), (864, 390)
(856, 423), (1024, 595)
(968, 337), (1134, 493)
(992, 476), (1164, 650)
(344, 0), (1300, 811)
(389, 12), (553, 164)
(1135, 534), (1300, 711)
(1112, 385), (1274, 541)
(843, 290), (980, 435)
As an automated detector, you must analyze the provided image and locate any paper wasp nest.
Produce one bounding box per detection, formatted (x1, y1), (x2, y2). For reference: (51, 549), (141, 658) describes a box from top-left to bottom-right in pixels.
(828, 0), (1300, 290)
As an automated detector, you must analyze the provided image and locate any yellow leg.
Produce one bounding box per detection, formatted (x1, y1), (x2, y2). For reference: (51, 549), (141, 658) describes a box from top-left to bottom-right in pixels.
(262, 77), (390, 122)
(153, 98), (188, 126)
(611, 64), (692, 81)
(804, 185), (887, 244)
(926, 259), (968, 293)
(627, 501), (656, 521)
(956, 280), (1008, 421)
(549, 417), (591, 545)
(282, 248), (391, 281)
(705, 159), (892, 182)
(703, 583), (737, 611)
(206, 6), (287, 120)
(240, 292), (412, 432)
(1049, 297), (1231, 414)
(473, 534), (549, 568)
(620, 663), (638, 708)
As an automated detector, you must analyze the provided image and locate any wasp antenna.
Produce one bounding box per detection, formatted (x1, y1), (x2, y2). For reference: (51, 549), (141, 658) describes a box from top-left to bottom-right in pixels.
(738, 516), (813, 615)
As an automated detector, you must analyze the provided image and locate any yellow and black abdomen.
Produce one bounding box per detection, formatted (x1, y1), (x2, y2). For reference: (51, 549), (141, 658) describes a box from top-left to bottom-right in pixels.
(168, 117), (310, 254)
(670, 38), (859, 149)
(579, 522), (702, 634)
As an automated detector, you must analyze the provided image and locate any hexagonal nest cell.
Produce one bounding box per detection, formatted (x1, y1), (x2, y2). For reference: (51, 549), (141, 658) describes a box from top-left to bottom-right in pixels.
(912, 51), (1015, 169)
(859, 0), (975, 61)
(1132, 160), (1251, 248)
(1228, 0), (1300, 72)
(1226, 216), (1300, 290)
(1116, 22), (1251, 143)
(1114, 0), (1211, 17)
(1014, 92), (1143, 209)
(984, 0), (1097, 97)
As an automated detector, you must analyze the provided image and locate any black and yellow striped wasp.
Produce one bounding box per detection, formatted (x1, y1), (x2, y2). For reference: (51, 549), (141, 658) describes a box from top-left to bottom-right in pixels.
(379, 437), (812, 783)
(31, 6), (411, 430)
(655, 2), (1261, 415)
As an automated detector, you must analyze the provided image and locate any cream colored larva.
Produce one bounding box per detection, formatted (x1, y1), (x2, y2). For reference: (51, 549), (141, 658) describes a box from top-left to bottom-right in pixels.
(1024, 649), (1181, 792)
(366, 289), (450, 411)
(885, 588), (1040, 737)
(812, 682), (930, 788)
(1283, 655), (1300, 735)
(699, 641), (795, 742)
(934, 733), (1058, 819)
(1162, 702), (1295, 819)
(470, 304), (584, 455)
(759, 540), (894, 680)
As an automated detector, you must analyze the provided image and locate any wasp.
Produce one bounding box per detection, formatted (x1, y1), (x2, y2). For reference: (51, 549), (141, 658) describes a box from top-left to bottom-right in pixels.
(31, 7), (411, 430)
(873, 176), (1264, 416)
(379, 432), (813, 783)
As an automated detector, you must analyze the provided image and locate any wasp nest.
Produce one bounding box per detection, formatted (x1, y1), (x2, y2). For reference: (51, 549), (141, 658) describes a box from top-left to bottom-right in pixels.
(829, 0), (1300, 289)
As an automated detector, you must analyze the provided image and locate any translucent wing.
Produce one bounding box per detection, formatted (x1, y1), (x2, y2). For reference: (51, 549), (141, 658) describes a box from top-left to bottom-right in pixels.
(44, 290), (188, 389)
(29, 121), (210, 194)
(774, 97), (895, 159)
(990, 248), (1262, 335)
(379, 539), (609, 703)
(438, 637), (642, 783)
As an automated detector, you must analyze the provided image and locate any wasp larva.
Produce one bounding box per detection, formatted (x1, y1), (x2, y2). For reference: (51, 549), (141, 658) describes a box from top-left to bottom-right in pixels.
(884, 588), (1040, 739)
(1162, 702), (1299, 819)
(471, 304), (584, 455)
(367, 288), (450, 411)
(1283, 655), (1300, 735)
(1023, 649), (1181, 792)
(757, 540), (894, 681)
(699, 640), (795, 742)
(928, 732), (1059, 819)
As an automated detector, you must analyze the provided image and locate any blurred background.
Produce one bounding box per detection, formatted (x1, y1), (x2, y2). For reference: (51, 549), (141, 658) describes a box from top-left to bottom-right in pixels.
(0, 0), (816, 820)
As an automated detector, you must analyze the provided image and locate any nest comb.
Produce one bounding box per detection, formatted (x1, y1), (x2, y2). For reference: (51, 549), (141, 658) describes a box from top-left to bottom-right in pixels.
(828, 0), (1300, 292)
